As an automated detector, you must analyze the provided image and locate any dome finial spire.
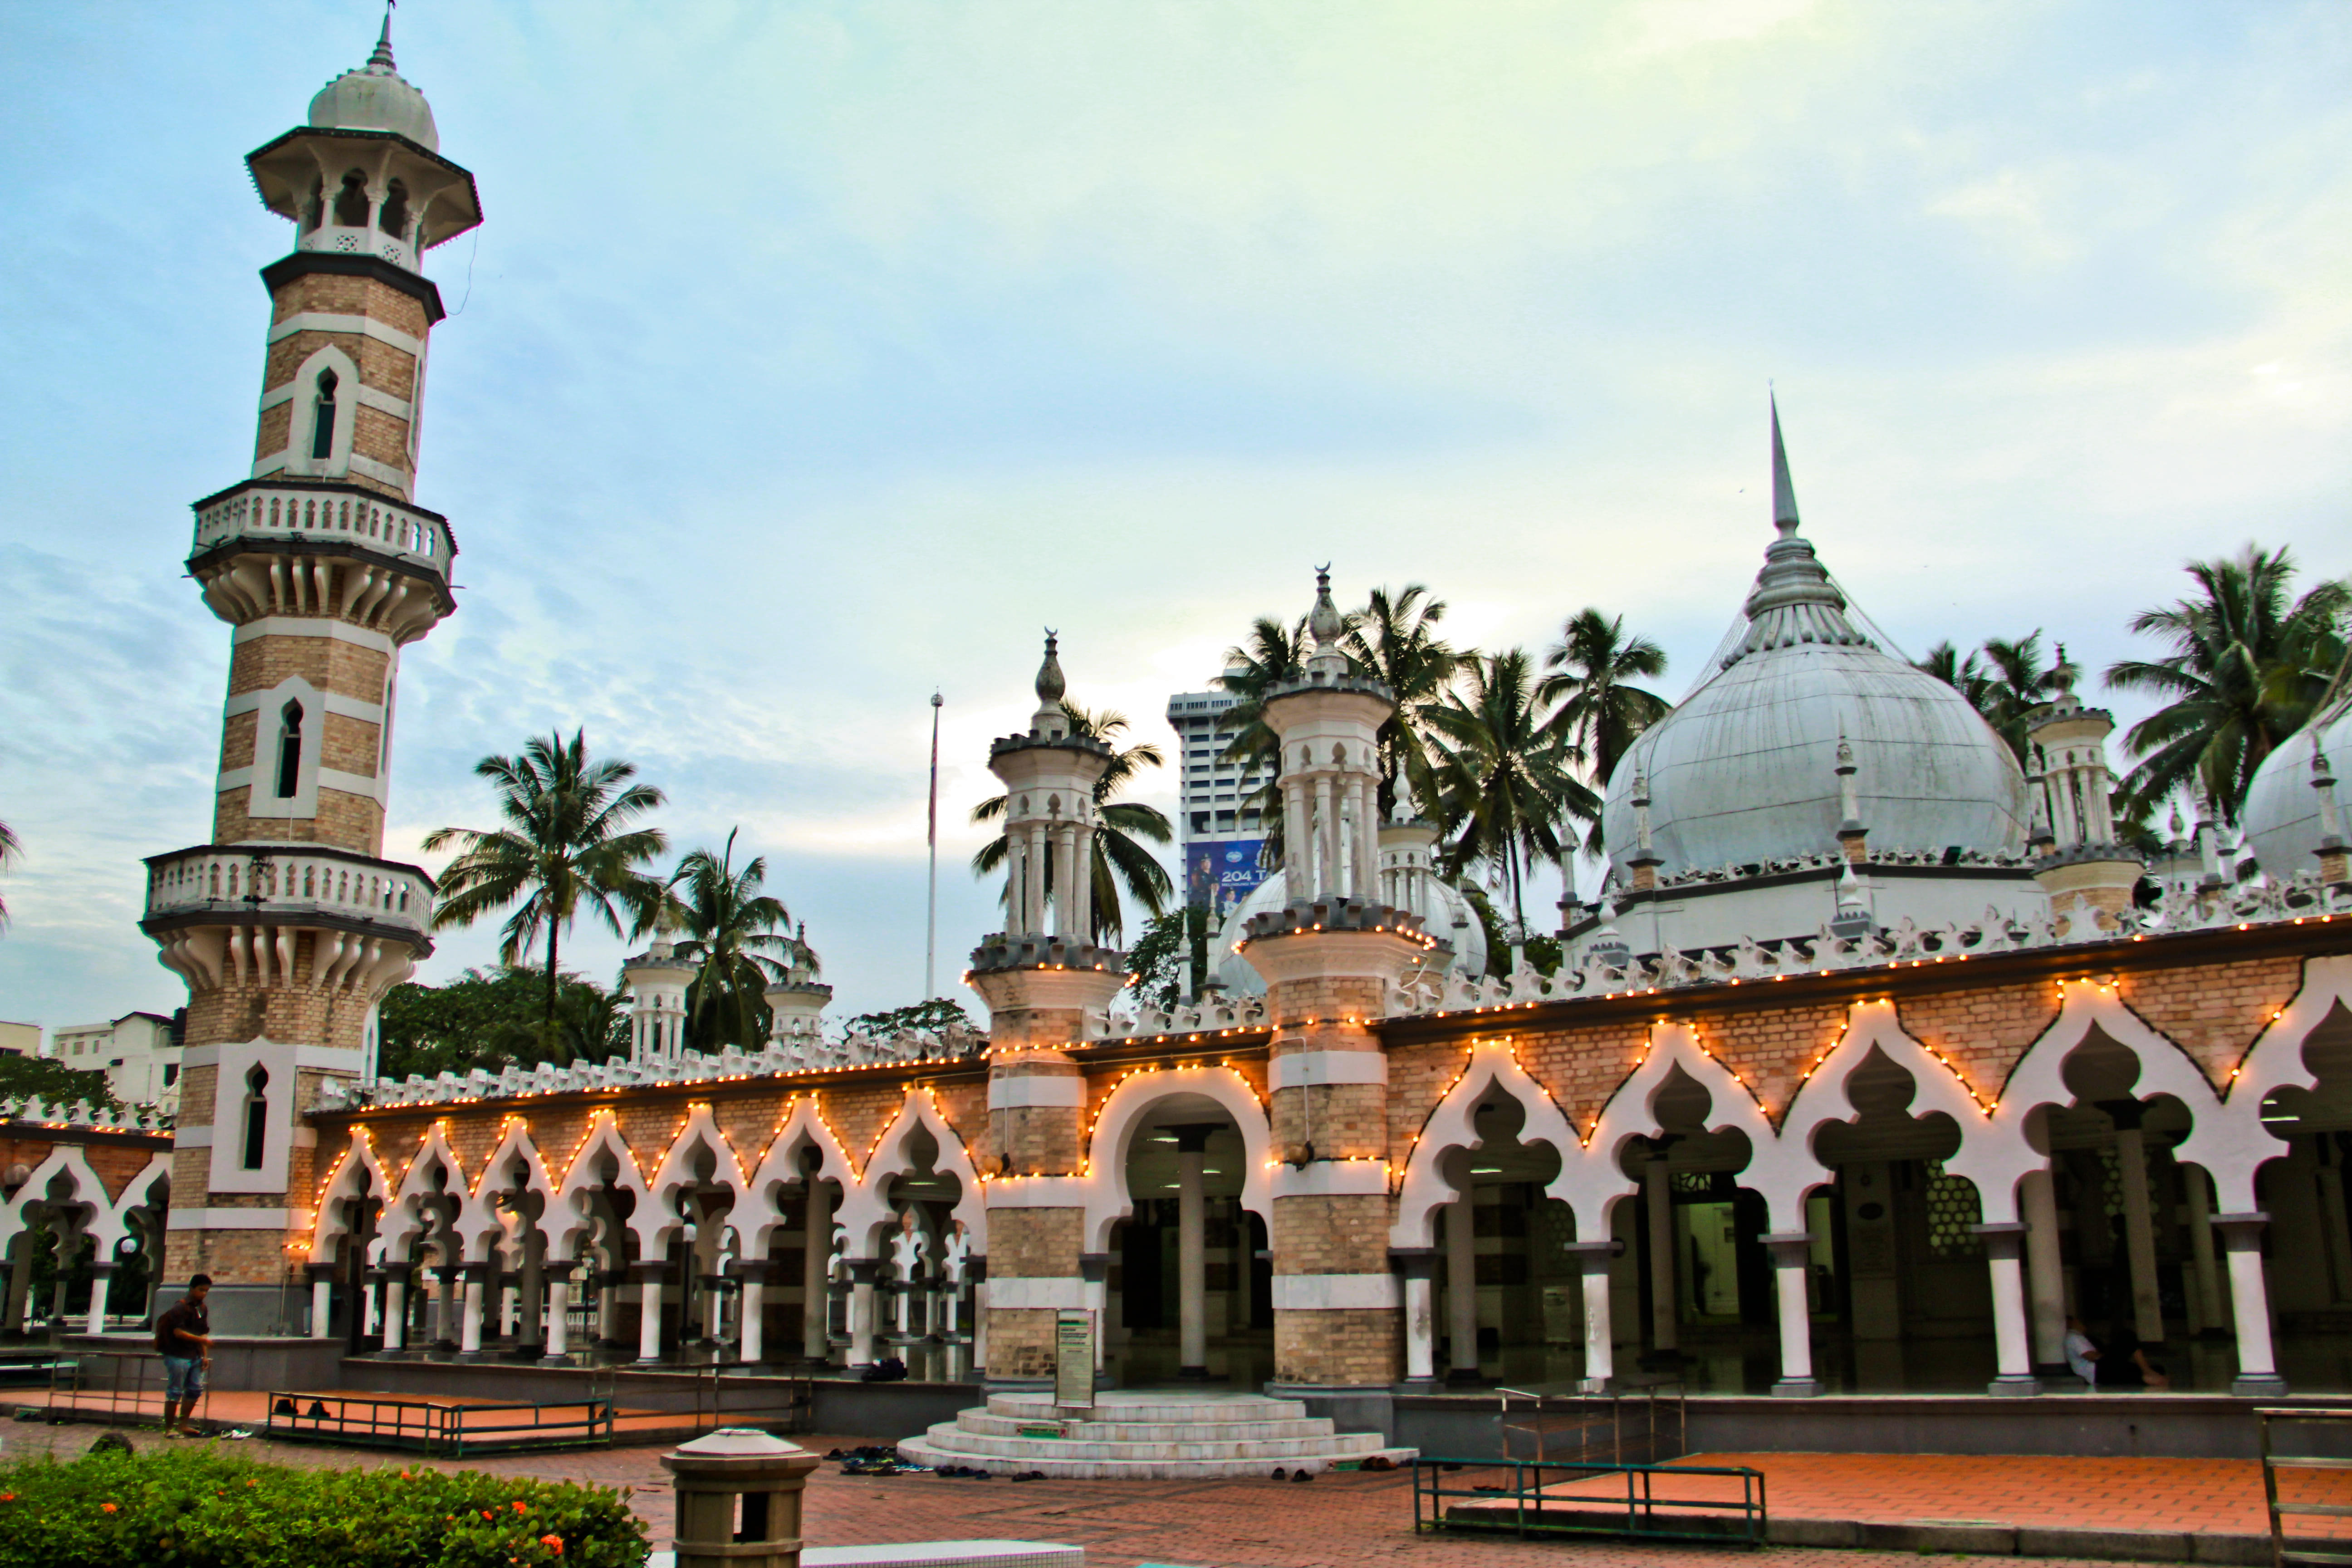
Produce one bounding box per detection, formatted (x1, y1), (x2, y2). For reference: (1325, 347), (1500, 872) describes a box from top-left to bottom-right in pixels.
(369, 2), (397, 71)
(1305, 564), (1349, 676)
(1770, 390), (1800, 539)
(1031, 629), (1069, 737)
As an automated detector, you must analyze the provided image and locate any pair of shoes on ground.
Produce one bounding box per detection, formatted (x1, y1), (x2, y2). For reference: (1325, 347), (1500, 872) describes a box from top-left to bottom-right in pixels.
(935, 1465), (994, 1479)
(1270, 1467), (1315, 1483)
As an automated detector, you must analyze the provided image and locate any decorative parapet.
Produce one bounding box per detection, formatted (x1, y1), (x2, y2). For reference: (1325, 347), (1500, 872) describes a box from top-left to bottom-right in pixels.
(0, 1097), (172, 1134)
(142, 844), (433, 941)
(1088, 994), (1270, 1042)
(191, 479), (453, 579)
(1236, 896), (1440, 949)
(1390, 871), (2352, 1019)
(1639, 845), (2036, 894)
(965, 933), (1126, 975)
(330, 1024), (989, 1111)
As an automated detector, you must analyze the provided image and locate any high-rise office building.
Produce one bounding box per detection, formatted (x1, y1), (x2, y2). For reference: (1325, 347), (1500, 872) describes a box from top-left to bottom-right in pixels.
(1164, 686), (1276, 913)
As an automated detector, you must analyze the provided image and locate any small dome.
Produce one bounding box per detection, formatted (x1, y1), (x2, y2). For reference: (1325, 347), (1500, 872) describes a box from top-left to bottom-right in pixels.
(1602, 407), (2028, 881)
(2242, 700), (2352, 880)
(309, 20), (438, 152)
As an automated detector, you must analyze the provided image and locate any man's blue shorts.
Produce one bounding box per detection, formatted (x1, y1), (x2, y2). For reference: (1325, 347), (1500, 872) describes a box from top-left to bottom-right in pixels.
(162, 1355), (205, 1401)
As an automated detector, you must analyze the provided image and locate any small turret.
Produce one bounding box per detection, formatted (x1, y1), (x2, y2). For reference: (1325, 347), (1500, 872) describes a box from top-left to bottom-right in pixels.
(2027, 648), (2143, 926)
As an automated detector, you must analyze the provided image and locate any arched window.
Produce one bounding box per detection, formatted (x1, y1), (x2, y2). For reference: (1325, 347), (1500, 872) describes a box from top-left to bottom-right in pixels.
(310, 369), (338, 461)
(275, 701), (304, 799)
(240, 1065), (270, 1171)
(378, 179), (409, 241)
(333, 170), (370, 228)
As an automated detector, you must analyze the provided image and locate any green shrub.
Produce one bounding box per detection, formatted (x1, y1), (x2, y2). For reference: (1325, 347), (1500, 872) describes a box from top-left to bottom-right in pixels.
(0, 1442), (650, 1568)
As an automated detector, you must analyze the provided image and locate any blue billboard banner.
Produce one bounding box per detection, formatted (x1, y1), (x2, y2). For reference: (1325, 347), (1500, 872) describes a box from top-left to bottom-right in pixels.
(1185, 838), (1269, 910)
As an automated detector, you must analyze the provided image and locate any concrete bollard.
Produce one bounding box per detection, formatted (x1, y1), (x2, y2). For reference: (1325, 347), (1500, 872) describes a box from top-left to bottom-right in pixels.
(660, 1427), (822, 1568)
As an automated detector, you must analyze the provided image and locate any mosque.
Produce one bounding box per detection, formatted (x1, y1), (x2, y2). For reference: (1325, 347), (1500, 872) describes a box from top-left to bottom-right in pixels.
(16, 22), (2352, 1464)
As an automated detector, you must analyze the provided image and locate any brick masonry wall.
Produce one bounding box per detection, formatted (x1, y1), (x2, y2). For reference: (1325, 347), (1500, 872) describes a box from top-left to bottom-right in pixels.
(990, 1306), (1058, 1378)
(213, 781), (384, 851)
(264, 328), (417, 402)
(1274, 1307), (1400, 1386)
(1270, 1194), (1388, 1277)
(230, 632), (390, 701)
(989, 1208), (1082, 1279)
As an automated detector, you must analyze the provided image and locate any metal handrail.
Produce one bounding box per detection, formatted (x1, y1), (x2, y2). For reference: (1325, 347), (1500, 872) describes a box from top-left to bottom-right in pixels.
(1411, 1455), (1766, 1546)
(2258, 1408), (2352, 1568)
(263, 1391), (617, 1458)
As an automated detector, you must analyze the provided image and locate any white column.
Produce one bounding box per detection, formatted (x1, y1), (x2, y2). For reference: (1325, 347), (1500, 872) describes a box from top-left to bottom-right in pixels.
(382, 1274), (408, 1350)
(2112, 1122), (2165, 1345)
(82, 1264), (116, 1335)
(1177, 1135), (1208, 1376)
(1073, 820), (1094, 939)
(543, 1272), (571, 1361)
(1402, 1259), (1436, 1382)
(637, 1272), (666, 1362)
(1976, 1223), (2040, 1395)
(1283, 778), (1312, 884)
(1355, 777), (1380, 900)
(460, 1269), (486, 1355)
(803, 1184), (833, 1360)
(740, 1275), (766, 1365)
(848, 1261), (877, 1367)
(1446, 1190), (1479, 1380)
(2021, 1167), (2067, 1366)
(2185, 1164), (2225, 1335)
(307, 1275), (331, 1340)
(1315, 776), (1340, 900)
(363, 1273), (381, 1338)
(1766, 1235), (1819, 1396)
(973, 1276), (990, 1369)
(1573, 1241), (1616, 1391)
(1644, 1151), (1679, 1354)
(2216, 1214), (2286, 1395)
(1025, 822), (1049, 933)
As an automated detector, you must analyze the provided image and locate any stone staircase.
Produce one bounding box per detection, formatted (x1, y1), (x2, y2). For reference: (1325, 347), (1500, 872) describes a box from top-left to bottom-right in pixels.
(897, 1390), (1417, 1480)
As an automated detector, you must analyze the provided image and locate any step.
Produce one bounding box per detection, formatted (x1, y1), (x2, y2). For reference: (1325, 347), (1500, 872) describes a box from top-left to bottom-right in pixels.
(984, 1393), (1308, 1424)
(916, 1424), (1387, 1464)
(895, 1435), (1420, 1481)
(957, 1411), (1337, 1442)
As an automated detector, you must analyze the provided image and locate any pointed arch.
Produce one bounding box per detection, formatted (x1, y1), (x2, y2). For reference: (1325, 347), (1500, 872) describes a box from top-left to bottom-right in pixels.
(549, 1110), (659, 1262)
(1985, 977), (2232, 1212)
(1574, 1021), (1785, 1230)
(644, 1103), (754, 1254)
(380, 1122), (469, 1262)
(1779, 999), (2003, 1220)
(743, 1096), (859, 1256)
(91, 1154), (173, 1256)
(454, 1118), (563, 1264)
(1081, 1065), (1271, 1254)
(843, 1088), (989, 1256)
(0, 1146), (108, 1253)
(1392, 1039), (1581, 1247)
(307, 1129), (393, 1264)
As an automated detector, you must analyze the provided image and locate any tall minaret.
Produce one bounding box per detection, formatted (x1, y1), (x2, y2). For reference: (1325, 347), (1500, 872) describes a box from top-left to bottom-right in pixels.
(142, 18), (481, 1333)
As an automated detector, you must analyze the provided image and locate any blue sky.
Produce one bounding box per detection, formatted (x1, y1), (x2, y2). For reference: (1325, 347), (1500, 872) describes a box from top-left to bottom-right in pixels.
(1, 0), (2345, 1036)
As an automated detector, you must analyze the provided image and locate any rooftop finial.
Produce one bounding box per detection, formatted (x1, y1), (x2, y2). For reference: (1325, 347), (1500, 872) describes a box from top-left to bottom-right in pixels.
(1034, 629), (1065, 708)
(2052, 641), (2078, 699)
(1770, 391), (1800, 539)
(1304, 564), (1350, 677)
(369, 2), (397, 71)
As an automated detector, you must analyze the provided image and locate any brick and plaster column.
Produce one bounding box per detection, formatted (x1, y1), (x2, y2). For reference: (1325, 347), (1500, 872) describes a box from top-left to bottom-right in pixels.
(737, 1260), (769, 1365)
(1570, 1240), (1617, 1390)
(380, 1266), (408, 1351)
(304, 1261), (332, 1339)
(802, 1181), (834, 1361)
(1175, 1126), (1213, 1380)
(85, 1262), (119, 1336)
(975, 962), (1119, 1385)
(1975, 1222), (2041, 1396)
(2184, 1165), (2226, 1336)
(2216, 1214), (2287, 1396)
(2105, 1103), (2166, 1346)
(1445, 1190), (1480, 1383)
(458, 1262), (487, 1356)
(845, 1259), (880, 1368)
(1643, 1143), (1680, 1357)
(632, 1260), (667, 1363)
(1393, 1248), (1437, 1385)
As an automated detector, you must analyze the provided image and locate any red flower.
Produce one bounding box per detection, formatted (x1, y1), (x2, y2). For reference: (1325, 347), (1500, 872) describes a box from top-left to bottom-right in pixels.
(539, 1535), (564, 1556)
(513, 1500), (528, 1513)
(482, 1509), (496, 1521)
(101, 1502), (119, 1514)
(0, 1493), (15, 1502)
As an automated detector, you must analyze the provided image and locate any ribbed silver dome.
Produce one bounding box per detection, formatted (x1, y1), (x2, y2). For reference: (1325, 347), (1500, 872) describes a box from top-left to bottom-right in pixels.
(2241, 700), (2352, 879)
(1601, 407), (2028, 882)
(309, 20), (439, 151)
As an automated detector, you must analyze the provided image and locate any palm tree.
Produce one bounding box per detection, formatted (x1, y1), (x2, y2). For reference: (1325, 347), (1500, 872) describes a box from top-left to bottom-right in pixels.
(2106, 545), (2352, 824)
(1340, 584), (1457, 820)
(423, 730), (670, 1044)
(1538, 608), (1669, 853)
(1424, 648), (1592, 928)
(0, 818), (18, 928)
(1915, 632), (2068, 760)
(665, 828), (804, 1052)
(970, 704), (1174, 944)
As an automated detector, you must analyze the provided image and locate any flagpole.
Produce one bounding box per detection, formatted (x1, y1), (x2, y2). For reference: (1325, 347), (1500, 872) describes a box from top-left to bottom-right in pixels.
(925, 691), (943, 1000)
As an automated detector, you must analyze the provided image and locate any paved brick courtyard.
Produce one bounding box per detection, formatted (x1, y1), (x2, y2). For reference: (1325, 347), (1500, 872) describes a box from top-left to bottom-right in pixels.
(0, 1417), (2337, 1568)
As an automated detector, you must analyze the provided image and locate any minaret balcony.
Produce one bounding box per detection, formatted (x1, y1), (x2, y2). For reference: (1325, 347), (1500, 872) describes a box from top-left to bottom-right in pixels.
(189, 478), (455, 634)
(141, 843), (435, 945)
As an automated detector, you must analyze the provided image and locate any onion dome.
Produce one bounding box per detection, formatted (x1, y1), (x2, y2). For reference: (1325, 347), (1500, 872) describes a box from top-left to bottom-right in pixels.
(2241, 691), (2352, 879)
(309, 15), (439, 152)
(1598, 401), (2029, 882)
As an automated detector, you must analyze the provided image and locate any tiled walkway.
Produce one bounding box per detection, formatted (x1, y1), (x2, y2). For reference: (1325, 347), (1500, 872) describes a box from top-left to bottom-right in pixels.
(0, 1418), (2333, 1568)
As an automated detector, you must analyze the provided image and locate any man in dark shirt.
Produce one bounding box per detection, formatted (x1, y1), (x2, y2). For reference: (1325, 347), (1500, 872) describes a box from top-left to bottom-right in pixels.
(154, 1274), (212, 1436)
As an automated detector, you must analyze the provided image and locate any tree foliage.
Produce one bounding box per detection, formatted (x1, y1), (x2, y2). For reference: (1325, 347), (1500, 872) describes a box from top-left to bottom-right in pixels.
(0, 1052), (122, 1113)
(1126, 906), (1212, 1010)
(424, 730), (669, 1031)
(377, 966), (628, 1080)
(845, 997), (975, 1038)
(1538, 608), (1670, 851)
(1913, 631), (2067, 761)
(664, 828), (803, 1053)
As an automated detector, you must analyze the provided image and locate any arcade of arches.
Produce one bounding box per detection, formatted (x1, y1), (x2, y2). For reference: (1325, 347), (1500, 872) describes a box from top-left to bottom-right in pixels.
(295, 930), (2352, 1400)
